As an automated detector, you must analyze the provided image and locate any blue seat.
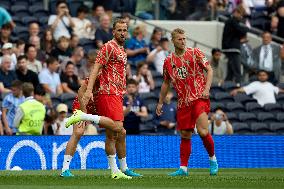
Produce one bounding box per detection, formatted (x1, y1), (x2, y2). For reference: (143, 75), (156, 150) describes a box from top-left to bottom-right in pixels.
(276, 93), (284, 104)
(68, 0), (83, 17)
(257, 112), (278, 123)
(226, 112), (239, 123)
(210, 102), (226, 112)
(226, 102), (245, 113)
(250, 122), (272, 135)
(11, 5), (30, 17)
(270, 123), (284, 134)
(245, 102), (263, 113)
(263, 103), (283, 113)
(29, 5), (49, 17)
(234, 93), (257, 104)
(276, 113), (284, 122)
(232, 122), (252, 134)
(22, 16), (38, 25)
(222, 81), (238, 91)
(239, 112), (258, 123)
(214, 92), (234, 103)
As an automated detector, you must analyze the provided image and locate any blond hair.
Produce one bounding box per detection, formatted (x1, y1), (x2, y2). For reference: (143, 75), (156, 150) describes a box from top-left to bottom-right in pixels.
(171, 28), (185, 39)
(132, 24), (146, 37)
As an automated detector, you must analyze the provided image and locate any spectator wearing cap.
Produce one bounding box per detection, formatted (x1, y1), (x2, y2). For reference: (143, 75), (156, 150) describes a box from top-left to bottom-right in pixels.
(0, 55), (17, 90)
(210, 48), (226, 85)
(72, 5), (95, 40)
(230, 70), (284, 106)
(147, 37), (170, 74)
(0, 7), (15, 29)
(48, 0), (75, 41)
(95, 13), (113, 49)
(39, 57), (63, 96)
(2, 80), (24, 135)
(0, 43), (17, 70)
(60, 62), (81, 94)
(14, 82), (46, 135)
(25, 44), (42, 74)
(52, 103), (73, 135)
(0, 24), (13, 48)
(16, 55), (39, 88)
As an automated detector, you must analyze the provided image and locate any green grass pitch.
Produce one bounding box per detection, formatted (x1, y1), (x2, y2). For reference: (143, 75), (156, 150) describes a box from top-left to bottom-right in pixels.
(0, 169), (284, 189)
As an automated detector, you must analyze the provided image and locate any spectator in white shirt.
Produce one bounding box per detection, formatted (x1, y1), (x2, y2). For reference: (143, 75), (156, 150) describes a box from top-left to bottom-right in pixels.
(48, 0), (75, 41)
(39, 57), (63, 95)
(230, 70), (284, 106)
(72, 5), (95, 40)
(0, 43), (17, 70)
(208, 108), (233, 135)
(25, 44), (42, 74)
(146, 37), (170, 74)
(134, 61), (155, 93)
(52, 103), (73, 135)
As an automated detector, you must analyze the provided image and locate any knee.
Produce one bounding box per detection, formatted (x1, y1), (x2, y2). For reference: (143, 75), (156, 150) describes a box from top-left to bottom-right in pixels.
(197, 128), (209, 138)
(118, 129), (126, 140)
(180, 131), (192, 139)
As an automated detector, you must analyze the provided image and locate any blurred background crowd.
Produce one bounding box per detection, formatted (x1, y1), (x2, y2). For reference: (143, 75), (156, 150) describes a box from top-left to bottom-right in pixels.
(0, 0), (283, 136)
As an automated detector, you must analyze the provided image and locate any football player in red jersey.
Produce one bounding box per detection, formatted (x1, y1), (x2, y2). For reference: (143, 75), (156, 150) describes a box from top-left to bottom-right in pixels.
(70, 19), (141, 179)
(156, 28), (218, 176)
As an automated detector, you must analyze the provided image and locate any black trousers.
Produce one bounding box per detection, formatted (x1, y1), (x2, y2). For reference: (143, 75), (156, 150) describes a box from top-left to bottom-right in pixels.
(225, 52), (241, 83)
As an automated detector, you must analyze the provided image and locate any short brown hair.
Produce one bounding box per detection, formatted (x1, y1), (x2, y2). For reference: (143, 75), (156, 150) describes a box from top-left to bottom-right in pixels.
(113, 18), (126, 30)
(22, 82), (34, 97)
(171, 28), (185, 39)
(57, 36), (70, 43)
(127, 78), (138, 86)
(234, 5), (246, 16)
(11, 80), (23, 88)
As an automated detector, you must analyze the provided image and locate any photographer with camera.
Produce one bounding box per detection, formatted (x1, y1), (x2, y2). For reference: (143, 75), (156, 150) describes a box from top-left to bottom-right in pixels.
(208, 108), (233, 135)
(48, 0), (75, 41)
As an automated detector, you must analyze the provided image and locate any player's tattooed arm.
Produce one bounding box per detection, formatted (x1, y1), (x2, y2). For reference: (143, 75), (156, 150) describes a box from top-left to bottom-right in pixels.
(202, 64), (213, 99)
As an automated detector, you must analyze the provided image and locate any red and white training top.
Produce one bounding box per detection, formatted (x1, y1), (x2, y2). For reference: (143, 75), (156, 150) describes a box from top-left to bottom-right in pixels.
(95, 39), (127, 96)
(163, 47), (209, 109)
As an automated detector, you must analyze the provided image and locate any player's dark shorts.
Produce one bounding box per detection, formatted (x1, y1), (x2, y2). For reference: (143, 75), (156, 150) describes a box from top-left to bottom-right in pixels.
(96, 94), (124, 122)
(176, 99), (210, 131)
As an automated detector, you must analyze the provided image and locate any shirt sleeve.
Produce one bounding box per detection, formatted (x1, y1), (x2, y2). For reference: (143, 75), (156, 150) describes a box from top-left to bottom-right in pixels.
(39, 71), (48, 84)
(126, 38), (135, 49)
(95, 44), (111, 66)
(1, 8), (12, 25)
(194, 48), (209, 69)
(13, 107), (24, 128)
(243, 82), (257, 95)
(95, 29), (103, 41)
(48, 15), (56, 25)
(274, 86), (280, 95)
(163, 58), (170, 81)
(2, 95), (10, 108)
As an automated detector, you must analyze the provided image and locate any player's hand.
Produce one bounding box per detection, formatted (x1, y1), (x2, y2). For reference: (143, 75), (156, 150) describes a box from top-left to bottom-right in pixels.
(156, 103), (163, 116)
(5, 127), (13, 136)
(201, 88), (210, 99)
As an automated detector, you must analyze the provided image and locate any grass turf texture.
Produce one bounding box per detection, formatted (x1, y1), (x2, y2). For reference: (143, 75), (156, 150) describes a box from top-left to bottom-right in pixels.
(0, 169), (284, 189)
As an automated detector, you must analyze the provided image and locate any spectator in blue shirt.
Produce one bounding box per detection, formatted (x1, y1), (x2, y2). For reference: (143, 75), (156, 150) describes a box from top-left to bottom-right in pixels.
(0, 7), (15, 29)
(155, 90), (177, 134)
(1, 80), (25, 135)
(126, 25), (149, 64)
(123, 79), (148, 134)
(0, 55), (17, 90)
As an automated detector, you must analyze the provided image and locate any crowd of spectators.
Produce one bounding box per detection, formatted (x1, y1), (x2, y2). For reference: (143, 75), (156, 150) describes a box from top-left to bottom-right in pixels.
(1, 0), (284, 136)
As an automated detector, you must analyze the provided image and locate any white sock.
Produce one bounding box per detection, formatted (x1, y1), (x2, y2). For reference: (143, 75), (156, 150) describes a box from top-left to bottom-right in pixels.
(210, 155), (217, 161)
(107, 154), (119, 174)
(119, 157), (128, 172)
(180, 166), (187, 172)
(62, 155), (72, 172)
(80, 112), (101, 125)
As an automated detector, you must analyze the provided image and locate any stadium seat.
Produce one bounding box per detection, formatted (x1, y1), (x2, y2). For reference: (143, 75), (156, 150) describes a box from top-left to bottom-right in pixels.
(250, 122), (272, 135)
(214, 92), (234, 103)
(226, 112), (239, 123)
(11, 5), (30, 17)
(0, 4), (10, 12)
(245, 102), (263, 113)
(263, 103), (283, 113)
(29, 5), (49, 17)
(142, 95), (159, 106)
(226, 102), (245, 113)
(234, 93), (257, 104)
(210, 84), (224, 94)
(12, 16), (24, 27)
(257, 112), (278, 123)
(276, 113), (284, 122)
(276, 93), (284, 104)
(155, 80), (163, 89)
(277, 82), (284, 89)
(113, 0), (137, 15)
(152, 71), (162, 78)
(22, 16), (38, 25)
(49, 0), (57, 15)
(239, 112), (258, 123)
(61, 93), (76, 103)
(51, 95), (62, 109)
(270, 123), (284, 134)
(222, 81), (238, 91)
(232, 122), (252, 134)
(210, 102), (226, 112)
(140, 122), (156, 134)
(68, 0), (83, 17)
(12, 26), (29, 40)
(39, 16), (49, 26)
(147, 103), (157, 114)
(11, 0), (29, 8)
